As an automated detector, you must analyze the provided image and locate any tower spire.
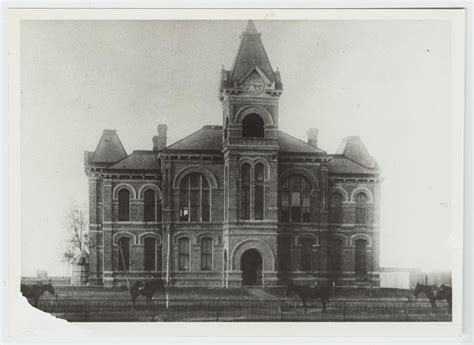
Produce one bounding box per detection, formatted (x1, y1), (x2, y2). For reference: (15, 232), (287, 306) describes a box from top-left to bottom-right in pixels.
(229, 20), (274, 84)
(219, 20), (283, 101)
(243, 20), (259, 35)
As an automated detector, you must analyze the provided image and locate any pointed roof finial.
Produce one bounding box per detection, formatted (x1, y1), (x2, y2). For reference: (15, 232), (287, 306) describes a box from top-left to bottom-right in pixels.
(243, 20), (259, 35)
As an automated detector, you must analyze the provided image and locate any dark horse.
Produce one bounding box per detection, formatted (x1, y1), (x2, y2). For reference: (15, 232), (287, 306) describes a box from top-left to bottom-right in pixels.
(413, 283), (452, 314)
(21, 283), (55, 307)
(130, 278), (165, 310)
(285, 282), (330, 313)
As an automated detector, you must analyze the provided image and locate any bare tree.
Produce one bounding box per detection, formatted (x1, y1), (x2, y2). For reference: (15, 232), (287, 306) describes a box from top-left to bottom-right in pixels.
(62, 201), (89, 274)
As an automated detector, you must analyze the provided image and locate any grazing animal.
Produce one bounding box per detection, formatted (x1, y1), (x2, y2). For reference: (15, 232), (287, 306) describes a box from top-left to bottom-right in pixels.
(21, 283), (55, 307)
(130, 278), (165, 310)
(285, 282), (330, 313)
(435, 284), (452, 314)
(413, 283), (452, 313)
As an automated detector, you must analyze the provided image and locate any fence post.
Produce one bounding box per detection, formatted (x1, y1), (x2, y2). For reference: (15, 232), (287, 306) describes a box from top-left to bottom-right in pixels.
(280, 298), (284, 321)
(241, 287), (244, 316)
(151, 299), (155, 321)
(342, 301), (346, 321)
(216, 297), (219, 321)
(405, 301), (409, 321)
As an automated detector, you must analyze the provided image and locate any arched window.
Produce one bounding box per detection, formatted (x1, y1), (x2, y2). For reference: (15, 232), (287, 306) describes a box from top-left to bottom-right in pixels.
(242, 114), (264, 138)
(255, 163), (265, 220)
(278, 236), (292, 271)
(300, 238), (314, 271)
(330, 193), (343, 223)
(144, 237), (161, 271)
(178, 237), (190, 271)
(201, 238), (212, 271)
(240, 163), (251, 220)
(179, 173), (210, 222)
(355, 239), (367, 275)
(329, 238), (343, 272)
(279, 175), (311, 223)
(355, 193), (368, 224)
(118, 189), (130, 221)
(118, 237), (131, 271)
(143, 189), (161, 222)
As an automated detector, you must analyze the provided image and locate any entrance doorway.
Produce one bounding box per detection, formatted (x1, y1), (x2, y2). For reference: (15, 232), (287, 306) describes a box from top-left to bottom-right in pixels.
(241, 249), (263, 286)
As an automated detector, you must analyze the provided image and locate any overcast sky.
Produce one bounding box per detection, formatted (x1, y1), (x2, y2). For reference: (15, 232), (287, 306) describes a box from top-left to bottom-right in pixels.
(20, 19), (453, 276)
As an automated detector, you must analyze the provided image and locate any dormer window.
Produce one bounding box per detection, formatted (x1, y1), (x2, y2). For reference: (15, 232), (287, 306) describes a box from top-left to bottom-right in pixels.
(242, 114), (264, 138)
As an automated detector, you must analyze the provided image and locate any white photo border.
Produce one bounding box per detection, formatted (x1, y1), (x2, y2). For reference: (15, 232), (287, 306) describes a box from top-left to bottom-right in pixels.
(3, 3), (471, 343)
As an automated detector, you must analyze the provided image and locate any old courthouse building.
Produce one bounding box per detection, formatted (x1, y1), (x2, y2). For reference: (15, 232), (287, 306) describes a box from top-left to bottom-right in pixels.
(84, 21), (381, 287)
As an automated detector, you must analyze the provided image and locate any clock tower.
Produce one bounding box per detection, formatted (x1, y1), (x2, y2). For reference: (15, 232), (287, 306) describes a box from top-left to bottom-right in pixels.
(219, 20), (283, 287)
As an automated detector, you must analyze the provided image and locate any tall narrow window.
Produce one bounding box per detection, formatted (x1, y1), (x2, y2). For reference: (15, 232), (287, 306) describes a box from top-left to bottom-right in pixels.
(279, 175), (311, 223)
(179, 173), (210, 222)
(355, 239), (367, 275)
(301, 238), (314, 271)
(241, 163), (251, 220)
(156, 198), (162, 222)
(179, 177), (189, 221)
(118, 189), (130, 221)
(330, 193), (343, 223)
(278, 236), (291, 271)
(144, 189), (156, 222)
(291, 177), (301, 222)
(178, 237), (190, 270)
(355, 193), (368, 224)
(329, 238), (343, 272)
(201, 238), (212, 271)
(255, 163), (264, 220)
(144, 237), (156, 271)
(118, 237), (131, 271)
(190, 173), (200, 221)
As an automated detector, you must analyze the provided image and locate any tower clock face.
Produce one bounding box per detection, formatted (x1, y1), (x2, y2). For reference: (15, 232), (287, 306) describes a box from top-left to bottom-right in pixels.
(242, 74), (265, 95)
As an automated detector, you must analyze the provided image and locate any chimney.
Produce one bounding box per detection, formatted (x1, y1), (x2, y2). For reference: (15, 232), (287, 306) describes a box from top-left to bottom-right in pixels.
(153, 124), (167, 151)
(307, 128), (318, 148)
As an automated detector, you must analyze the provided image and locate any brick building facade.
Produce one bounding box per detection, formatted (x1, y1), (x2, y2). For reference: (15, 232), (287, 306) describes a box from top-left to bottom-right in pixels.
(84, 21), (381, 287)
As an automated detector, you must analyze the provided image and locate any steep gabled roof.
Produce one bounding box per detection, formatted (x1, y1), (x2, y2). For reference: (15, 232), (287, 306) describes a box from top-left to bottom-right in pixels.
(164, 126), (223, 152)
(229, 20), (276, 84)
(278, 131), (325, 154)
(91, 129), (127, 164)
(107, 150), (160, 170)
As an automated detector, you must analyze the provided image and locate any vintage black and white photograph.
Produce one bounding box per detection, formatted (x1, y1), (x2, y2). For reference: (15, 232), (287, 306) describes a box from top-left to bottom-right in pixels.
(7, 8), (465, 337)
